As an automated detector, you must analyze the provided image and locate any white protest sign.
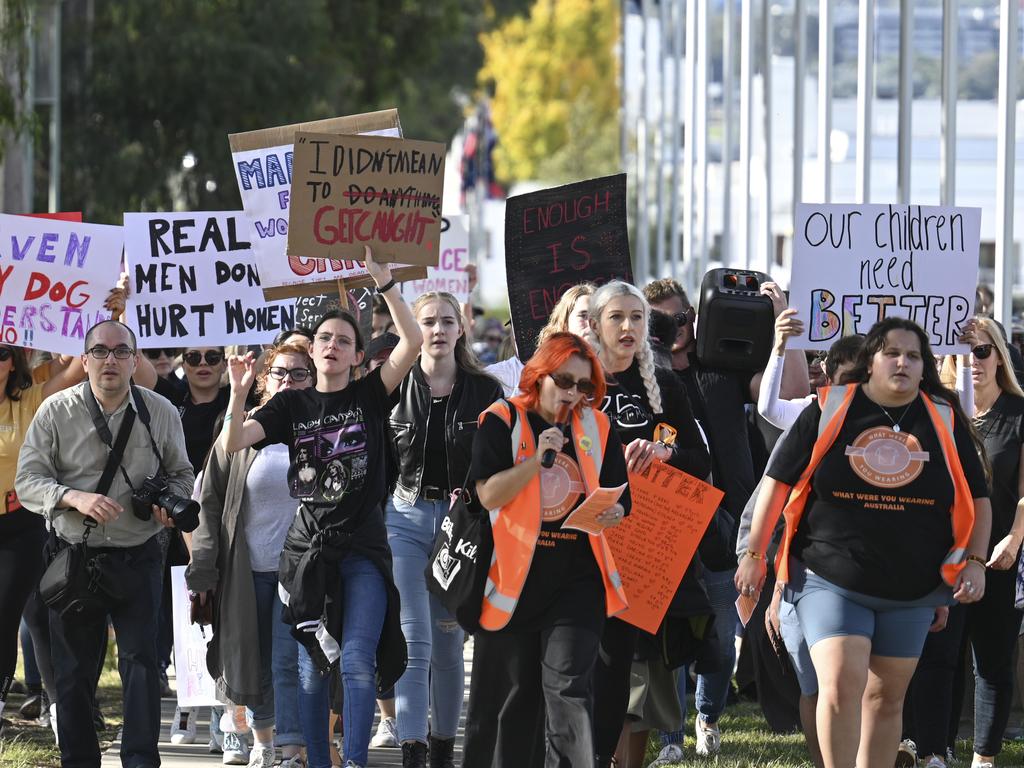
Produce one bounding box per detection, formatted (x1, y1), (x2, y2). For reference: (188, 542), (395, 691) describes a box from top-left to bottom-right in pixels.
(401, 215), (470, 303)
(170, 565), (219, 708)
(0, 213), (123, 355)
(124, 212), (295, 348)
(789, 203), (982, 354)
(229, 111), (406, 298)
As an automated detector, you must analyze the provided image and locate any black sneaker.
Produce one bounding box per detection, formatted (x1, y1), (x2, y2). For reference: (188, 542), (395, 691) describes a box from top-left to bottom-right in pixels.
(18, 692), (43, 720)
(428, 736), (455, 768)
(401, 741), (428, 768)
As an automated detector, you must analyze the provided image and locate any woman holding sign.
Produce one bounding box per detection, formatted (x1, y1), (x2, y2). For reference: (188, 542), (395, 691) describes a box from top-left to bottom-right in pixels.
(221, 246), (420, 768)
(736, 317), (992, 768)
(462, 332), (630, 768)
(385, 291), (501, 768)
(584, 280), (712, 768)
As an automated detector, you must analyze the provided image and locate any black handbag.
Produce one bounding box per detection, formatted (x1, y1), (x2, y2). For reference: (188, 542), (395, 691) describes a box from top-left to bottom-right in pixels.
(424, 477), (493, 633)
(39, 396), (137, 618)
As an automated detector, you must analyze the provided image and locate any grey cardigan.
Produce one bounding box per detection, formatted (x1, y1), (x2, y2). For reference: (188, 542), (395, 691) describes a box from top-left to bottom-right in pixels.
(185, 441), (267, 707)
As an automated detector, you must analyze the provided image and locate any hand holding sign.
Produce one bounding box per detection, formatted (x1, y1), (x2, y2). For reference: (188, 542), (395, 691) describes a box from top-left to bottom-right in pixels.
(360, 245), (391, 289)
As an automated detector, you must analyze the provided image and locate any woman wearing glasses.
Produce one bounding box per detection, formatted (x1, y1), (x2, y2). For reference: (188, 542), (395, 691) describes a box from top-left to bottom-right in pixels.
(222, 247), (421, 768)
(903, 319), (1024, 768)
(585, 280), (712, 768)
(187, 342), (314, 768)
(386, 292), (501, 767)
(462, 332), (630, 768)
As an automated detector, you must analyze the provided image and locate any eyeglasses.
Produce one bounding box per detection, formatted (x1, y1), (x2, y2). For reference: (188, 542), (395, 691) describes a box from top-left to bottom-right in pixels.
(268, 366), (311, 382)
(182, 350), (225, 367)
(972, 344), (994, 360)
(548, 373), (597, 397)
(142, 348), (179, 360)
(673, 312), (692, 328)
(0, 348), (13, 362)
(87, 346), (135, 360)
(315, 332), (355, 347)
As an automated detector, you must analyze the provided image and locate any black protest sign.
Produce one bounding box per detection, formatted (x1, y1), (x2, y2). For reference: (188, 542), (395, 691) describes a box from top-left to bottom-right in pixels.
(293, 287), (373, 343)
(504, 174), (632, 360)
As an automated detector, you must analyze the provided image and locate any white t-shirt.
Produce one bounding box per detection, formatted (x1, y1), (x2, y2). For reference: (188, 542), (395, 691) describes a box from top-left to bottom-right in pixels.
(485, 357), (525, 399)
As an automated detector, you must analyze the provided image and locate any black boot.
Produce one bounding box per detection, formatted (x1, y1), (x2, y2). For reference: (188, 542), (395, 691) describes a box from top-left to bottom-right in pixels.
(402, 740), (428, 768)
(428, 735), (455, 768)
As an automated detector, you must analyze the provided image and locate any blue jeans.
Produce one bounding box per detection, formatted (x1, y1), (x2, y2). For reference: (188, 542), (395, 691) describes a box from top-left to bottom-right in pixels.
(386, 496), (465, 743)
(661, 567), (738, 745)
(248, 571), (304, 746)
(297, 554), (387, 768)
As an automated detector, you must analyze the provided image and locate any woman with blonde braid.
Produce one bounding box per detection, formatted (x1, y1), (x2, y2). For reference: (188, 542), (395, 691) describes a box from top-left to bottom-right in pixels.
(586, 280), (712, 768)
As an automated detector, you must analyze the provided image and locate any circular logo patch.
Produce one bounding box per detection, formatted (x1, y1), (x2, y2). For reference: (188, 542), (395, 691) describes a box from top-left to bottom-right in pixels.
(540, 453), (585, 521)
(844, 427), (930, 488)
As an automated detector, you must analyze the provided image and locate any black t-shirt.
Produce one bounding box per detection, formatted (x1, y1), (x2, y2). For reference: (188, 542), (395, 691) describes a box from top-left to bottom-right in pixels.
(470, 407), (630, 631)
(153, 378), (230, 473)
(420, 395), (450, 489)
(252, 367), (392, 528)
(601, 361), (710, 479)
(975, 392), (1024, 549)
(768, 388), (989, 600)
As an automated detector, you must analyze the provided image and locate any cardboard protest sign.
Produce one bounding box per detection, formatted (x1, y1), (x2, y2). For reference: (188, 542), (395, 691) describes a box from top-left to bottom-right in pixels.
(123, 212), (295, 347)
(170, 566), (219, 708)
(230, 109), (425, 299)
(789, 203), (982, 354)
(604, 462), (723, 635)
(505, 174), (632, 360)
(401, 215), (471, 304)
(0, 213), (123, 354)
(287, 132), (446, 278)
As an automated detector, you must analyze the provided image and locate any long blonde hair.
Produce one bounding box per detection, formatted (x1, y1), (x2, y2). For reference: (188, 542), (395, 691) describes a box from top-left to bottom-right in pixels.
(536, 283), (595, 348)
(975, 316), (1024, 398)
(411, 291), (489, 376)
(586, 280), (663, 413)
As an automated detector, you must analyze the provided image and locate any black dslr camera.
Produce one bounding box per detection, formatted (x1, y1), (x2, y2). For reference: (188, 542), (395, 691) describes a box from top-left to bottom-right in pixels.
(131, 474), (200, 532)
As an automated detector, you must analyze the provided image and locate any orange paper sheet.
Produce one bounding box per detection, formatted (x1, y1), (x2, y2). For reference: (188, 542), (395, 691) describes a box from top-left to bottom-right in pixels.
(735, 594), (758, 627)
(560, 484), (628, 534)
(604, 462), (723, 634)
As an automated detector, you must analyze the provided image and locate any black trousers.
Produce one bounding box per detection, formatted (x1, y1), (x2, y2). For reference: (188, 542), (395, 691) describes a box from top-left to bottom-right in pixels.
(463, 612), (605, 767)
(904, 604), (967, 757)
(591, 617), (639, 761)
(0, 512), (47, 710)
(49, 534), (163, 768)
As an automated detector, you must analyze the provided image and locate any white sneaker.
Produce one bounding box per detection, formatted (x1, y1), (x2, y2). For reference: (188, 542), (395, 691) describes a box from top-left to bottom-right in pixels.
(369, 716), (398, 748)
(695, 716), (721, 757)
(279, 754), (307, 768)
(222, 731), (250, 765)
(924, 757), (948, 768)
(49, 702), (59, 745)
(972, 762), (995, 768)
(209, 712), (224, 754)
(896, 739), (918, 767)
(647, 743), (685, 767)
(246, 746), (276, 767)
(170, 706), (197, 745)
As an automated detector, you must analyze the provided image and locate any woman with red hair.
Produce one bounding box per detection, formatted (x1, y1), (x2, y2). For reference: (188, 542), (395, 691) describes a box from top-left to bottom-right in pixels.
(462, 332), (632, 768)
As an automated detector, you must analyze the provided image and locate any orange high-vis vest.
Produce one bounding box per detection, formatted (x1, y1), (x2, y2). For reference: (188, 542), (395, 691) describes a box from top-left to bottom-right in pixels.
(477, 398), (629, 631)
(775, 384), (975, 588)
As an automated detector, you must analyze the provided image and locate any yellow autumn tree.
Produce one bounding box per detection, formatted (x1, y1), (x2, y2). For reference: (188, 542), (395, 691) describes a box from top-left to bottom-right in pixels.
(479, 0), (620, 183)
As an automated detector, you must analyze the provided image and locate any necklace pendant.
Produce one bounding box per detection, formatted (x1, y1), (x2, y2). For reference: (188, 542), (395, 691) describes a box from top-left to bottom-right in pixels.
(892, 425), (901, 433)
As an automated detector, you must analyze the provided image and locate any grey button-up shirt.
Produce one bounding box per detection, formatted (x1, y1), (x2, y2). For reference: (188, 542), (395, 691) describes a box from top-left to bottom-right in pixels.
(16, 382), (195, 547)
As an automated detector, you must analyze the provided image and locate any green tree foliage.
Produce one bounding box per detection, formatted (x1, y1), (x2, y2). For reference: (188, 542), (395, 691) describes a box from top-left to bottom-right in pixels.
(0, 0), (36, 160)
(479, 0), (620, 184)
(56, 0), (494, 223)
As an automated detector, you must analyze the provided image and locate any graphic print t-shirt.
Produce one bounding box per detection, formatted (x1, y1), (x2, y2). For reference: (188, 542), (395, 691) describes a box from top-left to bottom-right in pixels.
(253, 368), (391, 525)
(470, 407), (630, 630)
(768, 388), (988, 600)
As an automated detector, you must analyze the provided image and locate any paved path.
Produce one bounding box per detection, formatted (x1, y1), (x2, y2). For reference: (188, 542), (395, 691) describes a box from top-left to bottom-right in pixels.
(101, 640), (474, 767)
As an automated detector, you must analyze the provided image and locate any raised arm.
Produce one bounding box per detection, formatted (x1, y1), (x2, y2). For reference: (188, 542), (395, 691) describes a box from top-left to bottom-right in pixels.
(364, 246), (423, 395)
(220, 352), (266, 453)
(757, 309), (814, 429)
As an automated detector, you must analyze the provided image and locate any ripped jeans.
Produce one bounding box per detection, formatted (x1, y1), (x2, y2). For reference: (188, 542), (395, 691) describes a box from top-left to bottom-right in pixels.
(386, 495), (466, 744)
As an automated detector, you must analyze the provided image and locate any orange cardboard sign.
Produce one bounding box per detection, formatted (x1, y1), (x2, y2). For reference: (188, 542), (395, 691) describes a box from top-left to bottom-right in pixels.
(604, 461), (723, 634)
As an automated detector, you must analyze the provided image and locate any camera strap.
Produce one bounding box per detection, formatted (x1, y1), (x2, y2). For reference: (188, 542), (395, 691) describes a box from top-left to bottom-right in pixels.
(84, 385), (141, 496)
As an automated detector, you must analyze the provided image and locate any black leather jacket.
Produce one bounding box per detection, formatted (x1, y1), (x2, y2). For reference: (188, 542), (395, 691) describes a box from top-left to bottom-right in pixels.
(389, 362), (502, 505)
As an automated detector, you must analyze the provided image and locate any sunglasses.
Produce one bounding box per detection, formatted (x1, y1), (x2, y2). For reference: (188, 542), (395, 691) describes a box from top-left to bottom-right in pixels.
(142, 348), (179, 360)
(972, 344), (994, 360)
(673, 312), (692, 328)
(268, 366), (311, 382)
(0, 348), (13, 362)
(548, 373), (597, 397)
(182, 350), (225, 367)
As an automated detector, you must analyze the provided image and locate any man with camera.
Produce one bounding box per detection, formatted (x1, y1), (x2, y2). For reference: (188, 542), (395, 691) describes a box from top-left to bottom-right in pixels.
(16, 319), (194, 768)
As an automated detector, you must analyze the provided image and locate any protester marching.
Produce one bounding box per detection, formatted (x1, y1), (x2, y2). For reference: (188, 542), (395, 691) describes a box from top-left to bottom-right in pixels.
(1, 97), (1023, 768)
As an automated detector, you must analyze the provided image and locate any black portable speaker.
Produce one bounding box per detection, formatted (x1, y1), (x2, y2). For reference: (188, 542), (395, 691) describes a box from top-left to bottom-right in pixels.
(695, 268), (774, 371)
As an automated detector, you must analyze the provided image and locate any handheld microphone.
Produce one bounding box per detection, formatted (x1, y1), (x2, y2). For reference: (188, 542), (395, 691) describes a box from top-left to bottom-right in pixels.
(541, 404), (570, 469)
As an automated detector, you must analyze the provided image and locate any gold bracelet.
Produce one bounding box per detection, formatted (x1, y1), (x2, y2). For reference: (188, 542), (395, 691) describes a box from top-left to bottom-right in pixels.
(745, 549), (765, 561)
(966, 554), (987, 567)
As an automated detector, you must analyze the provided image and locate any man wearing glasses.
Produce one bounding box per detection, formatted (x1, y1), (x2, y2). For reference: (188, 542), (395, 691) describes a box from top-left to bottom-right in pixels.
(16, 319), (194, 768)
